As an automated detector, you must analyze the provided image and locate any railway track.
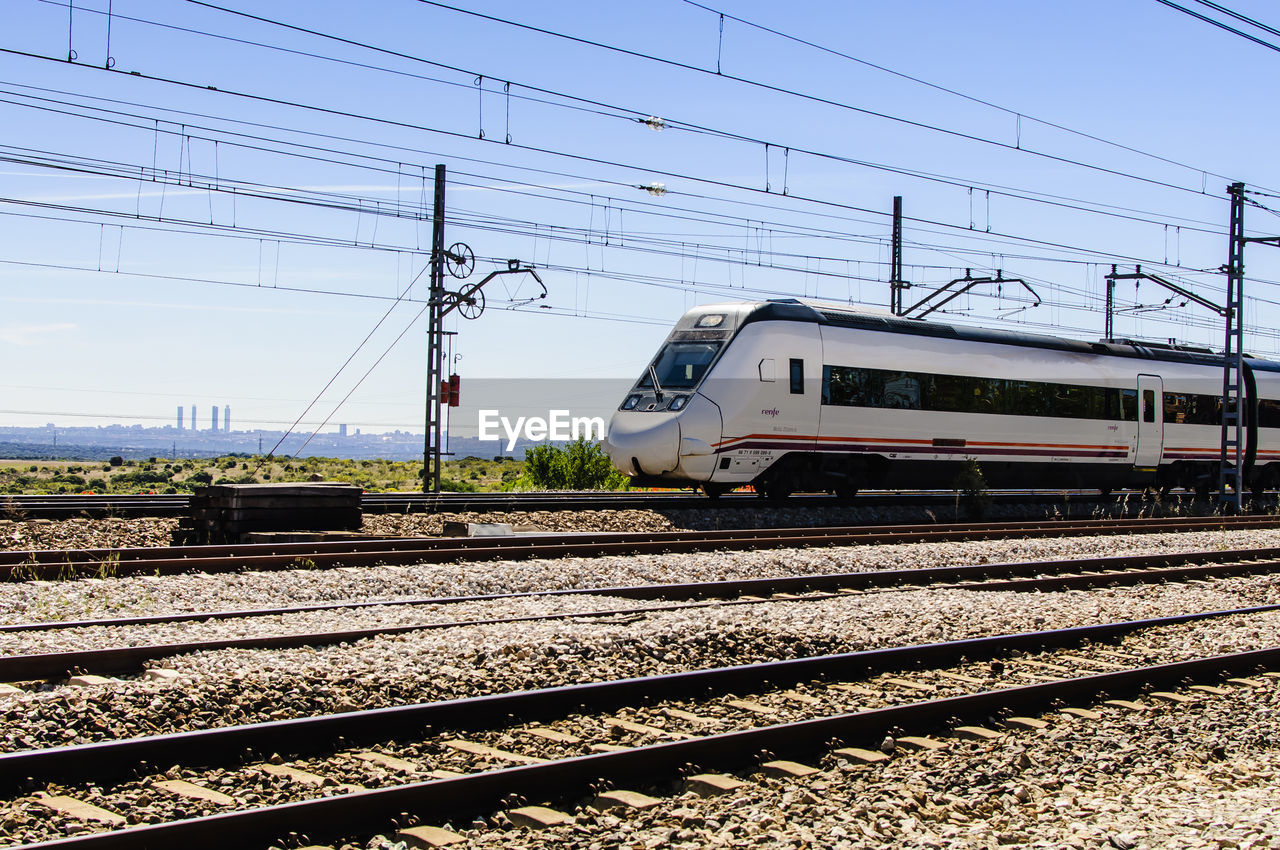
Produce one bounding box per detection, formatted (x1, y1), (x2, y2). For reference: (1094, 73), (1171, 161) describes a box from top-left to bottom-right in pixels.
(0, 488), (1202, 519)
(5, 543), (1280, 682)
(2, 605), (1275, 849)
(5, 514), (1280, 581)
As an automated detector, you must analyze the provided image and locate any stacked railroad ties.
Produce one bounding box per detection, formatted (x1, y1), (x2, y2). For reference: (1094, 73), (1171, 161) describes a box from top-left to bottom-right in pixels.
(175, 483), (363, 544)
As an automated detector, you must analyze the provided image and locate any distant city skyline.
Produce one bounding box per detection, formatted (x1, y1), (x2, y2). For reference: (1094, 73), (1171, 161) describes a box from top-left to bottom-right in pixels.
(0, 418), (546, 462)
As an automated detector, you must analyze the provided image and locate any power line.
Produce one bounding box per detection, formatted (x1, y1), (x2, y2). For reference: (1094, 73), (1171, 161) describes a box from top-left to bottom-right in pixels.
(1188, 0), (1280, 39)
(4, 110), (1257, 321)
(1152, 0), (1280, 52)
(7, 14), (1273, 353)
(0, 408), (423, 428)
(679, 0), (1258, 192)
(407, 0), (1239, 196)
(2, 79), (1233, 272)
(41, 0), (1228, 234)
(0, 50), (1234, 282)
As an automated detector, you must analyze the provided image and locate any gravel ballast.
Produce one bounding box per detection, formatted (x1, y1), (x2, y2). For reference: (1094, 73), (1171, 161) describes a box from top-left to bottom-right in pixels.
(4, 528), (1280, 626)
(1, 572), (1277, 751)
(0, 608), (1277, 847)
(395, 667), (1280, 850)
(2, 515), (1278, 848)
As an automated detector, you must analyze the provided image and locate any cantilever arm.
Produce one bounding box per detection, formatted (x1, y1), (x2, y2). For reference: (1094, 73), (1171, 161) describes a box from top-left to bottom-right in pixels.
(902, 269), (1039, 320)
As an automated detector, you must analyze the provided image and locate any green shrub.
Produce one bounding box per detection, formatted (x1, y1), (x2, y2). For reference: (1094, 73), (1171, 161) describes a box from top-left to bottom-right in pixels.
(213, 474), (258, 485)
(516, 438), (628, 490)
(112, 469), (171, 488)
(954, 457), (990, 520)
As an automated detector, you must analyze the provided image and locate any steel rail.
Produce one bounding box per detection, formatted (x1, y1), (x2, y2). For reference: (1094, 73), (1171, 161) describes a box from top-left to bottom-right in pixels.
(0, 488), (1234, 519)
(7, 542), (1279, 635)
(5, 548), (1280, 681)
(5, 514), (1181, 564)
(4, 515), (1278, 580)
(5, 483), (1249, 517)
(8, 645), (1278, 850)
(3, 603), (1276, 794)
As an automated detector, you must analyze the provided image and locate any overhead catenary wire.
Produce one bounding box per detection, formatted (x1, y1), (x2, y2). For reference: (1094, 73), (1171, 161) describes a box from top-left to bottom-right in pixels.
(1187, 0), (1280, 39)
(6, 4), (1275, 347)
(0, 49), (1243, 284)
(185, 0), (1249, 202)
(3, 133), (1262, 334)
(678, 0), (1262, 193)
(0, 80), (1240, 262)
(17, 2), (1241, 236)
(1152, 0), (1280, 52)
(405, 0), (1252, 197)
(1, 99), (1254, 310)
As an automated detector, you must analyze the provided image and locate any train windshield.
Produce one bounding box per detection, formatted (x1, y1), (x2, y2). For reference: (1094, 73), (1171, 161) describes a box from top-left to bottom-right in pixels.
(638, 341), (722, 390)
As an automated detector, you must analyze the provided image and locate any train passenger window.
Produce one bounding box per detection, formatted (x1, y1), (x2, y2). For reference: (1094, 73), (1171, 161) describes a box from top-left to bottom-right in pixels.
(1260, 398), (1280, 428)
(822, 362), (1129, 422)
(1142, 389), (1156, 423)
(790, 359), (804, 394)
(883, 372), (921, 409)
(1120, 389), (1138, 421)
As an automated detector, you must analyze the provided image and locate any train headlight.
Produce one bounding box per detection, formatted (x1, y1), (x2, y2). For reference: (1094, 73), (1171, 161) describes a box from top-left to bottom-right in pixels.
(695, 313), (725, 328)
(622, 395), (641, 410)
(668, 395), (690, 411)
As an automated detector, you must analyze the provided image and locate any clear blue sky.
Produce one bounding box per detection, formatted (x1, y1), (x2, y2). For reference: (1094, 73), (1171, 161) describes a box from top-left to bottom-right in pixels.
(3, 0), (1280, 433)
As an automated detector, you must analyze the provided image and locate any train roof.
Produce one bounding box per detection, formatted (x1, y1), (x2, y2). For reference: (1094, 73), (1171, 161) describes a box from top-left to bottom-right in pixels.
(738, 299), (1280, 374)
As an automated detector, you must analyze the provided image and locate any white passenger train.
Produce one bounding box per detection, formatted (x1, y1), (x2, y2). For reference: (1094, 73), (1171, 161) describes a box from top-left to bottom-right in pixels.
(603, 299), (1280, 498)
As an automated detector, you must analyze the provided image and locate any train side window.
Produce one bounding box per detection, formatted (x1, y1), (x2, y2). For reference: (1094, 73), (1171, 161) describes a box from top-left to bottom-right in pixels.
(1142, 389), (1156, 423)
(1260, 398), (1280, 428)
(789, 359), (804, 394)
(1120, 389), (1138, 421)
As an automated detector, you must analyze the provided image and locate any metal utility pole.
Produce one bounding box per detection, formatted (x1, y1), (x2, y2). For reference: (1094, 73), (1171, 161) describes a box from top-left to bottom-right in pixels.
(1104, 185), (1280, 509)
(1221, 182), (1246, 510)
(424, 164), (447, 494)
(889, 196), (906, 315)
(420, 165), (548, 495)
(1221, 183), (1280, 509)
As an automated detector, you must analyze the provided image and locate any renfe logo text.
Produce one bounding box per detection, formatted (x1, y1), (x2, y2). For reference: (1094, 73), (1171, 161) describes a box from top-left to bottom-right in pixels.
(478, 410), (607, 452)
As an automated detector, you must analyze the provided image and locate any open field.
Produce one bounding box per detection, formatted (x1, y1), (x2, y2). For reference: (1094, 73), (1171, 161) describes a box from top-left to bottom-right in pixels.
(0, 455), (522, 496)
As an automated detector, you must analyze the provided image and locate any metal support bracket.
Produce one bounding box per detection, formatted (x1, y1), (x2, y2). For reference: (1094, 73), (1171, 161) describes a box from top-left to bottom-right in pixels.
(900, 269), (1040, 320)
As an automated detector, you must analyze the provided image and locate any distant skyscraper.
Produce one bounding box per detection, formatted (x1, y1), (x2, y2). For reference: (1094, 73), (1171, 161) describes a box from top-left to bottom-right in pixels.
(211, 405), (220, 432)
(191, 405), (197, 432)
(177, 406), (184, 430)
(224, 405), (231, 433)
(339, 424), (348, 437)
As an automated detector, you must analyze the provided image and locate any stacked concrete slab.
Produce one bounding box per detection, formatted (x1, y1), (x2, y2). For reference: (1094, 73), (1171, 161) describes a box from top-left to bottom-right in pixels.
(175, 482), (362, 544)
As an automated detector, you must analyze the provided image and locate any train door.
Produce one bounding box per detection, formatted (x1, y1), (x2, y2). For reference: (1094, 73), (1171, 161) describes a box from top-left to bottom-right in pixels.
(1134, 374), (1164, 469)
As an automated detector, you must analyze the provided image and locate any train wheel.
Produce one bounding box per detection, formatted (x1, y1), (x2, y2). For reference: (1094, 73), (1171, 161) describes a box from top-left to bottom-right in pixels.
(701, 483), (726, 500)
(834, 485), (858, 501)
